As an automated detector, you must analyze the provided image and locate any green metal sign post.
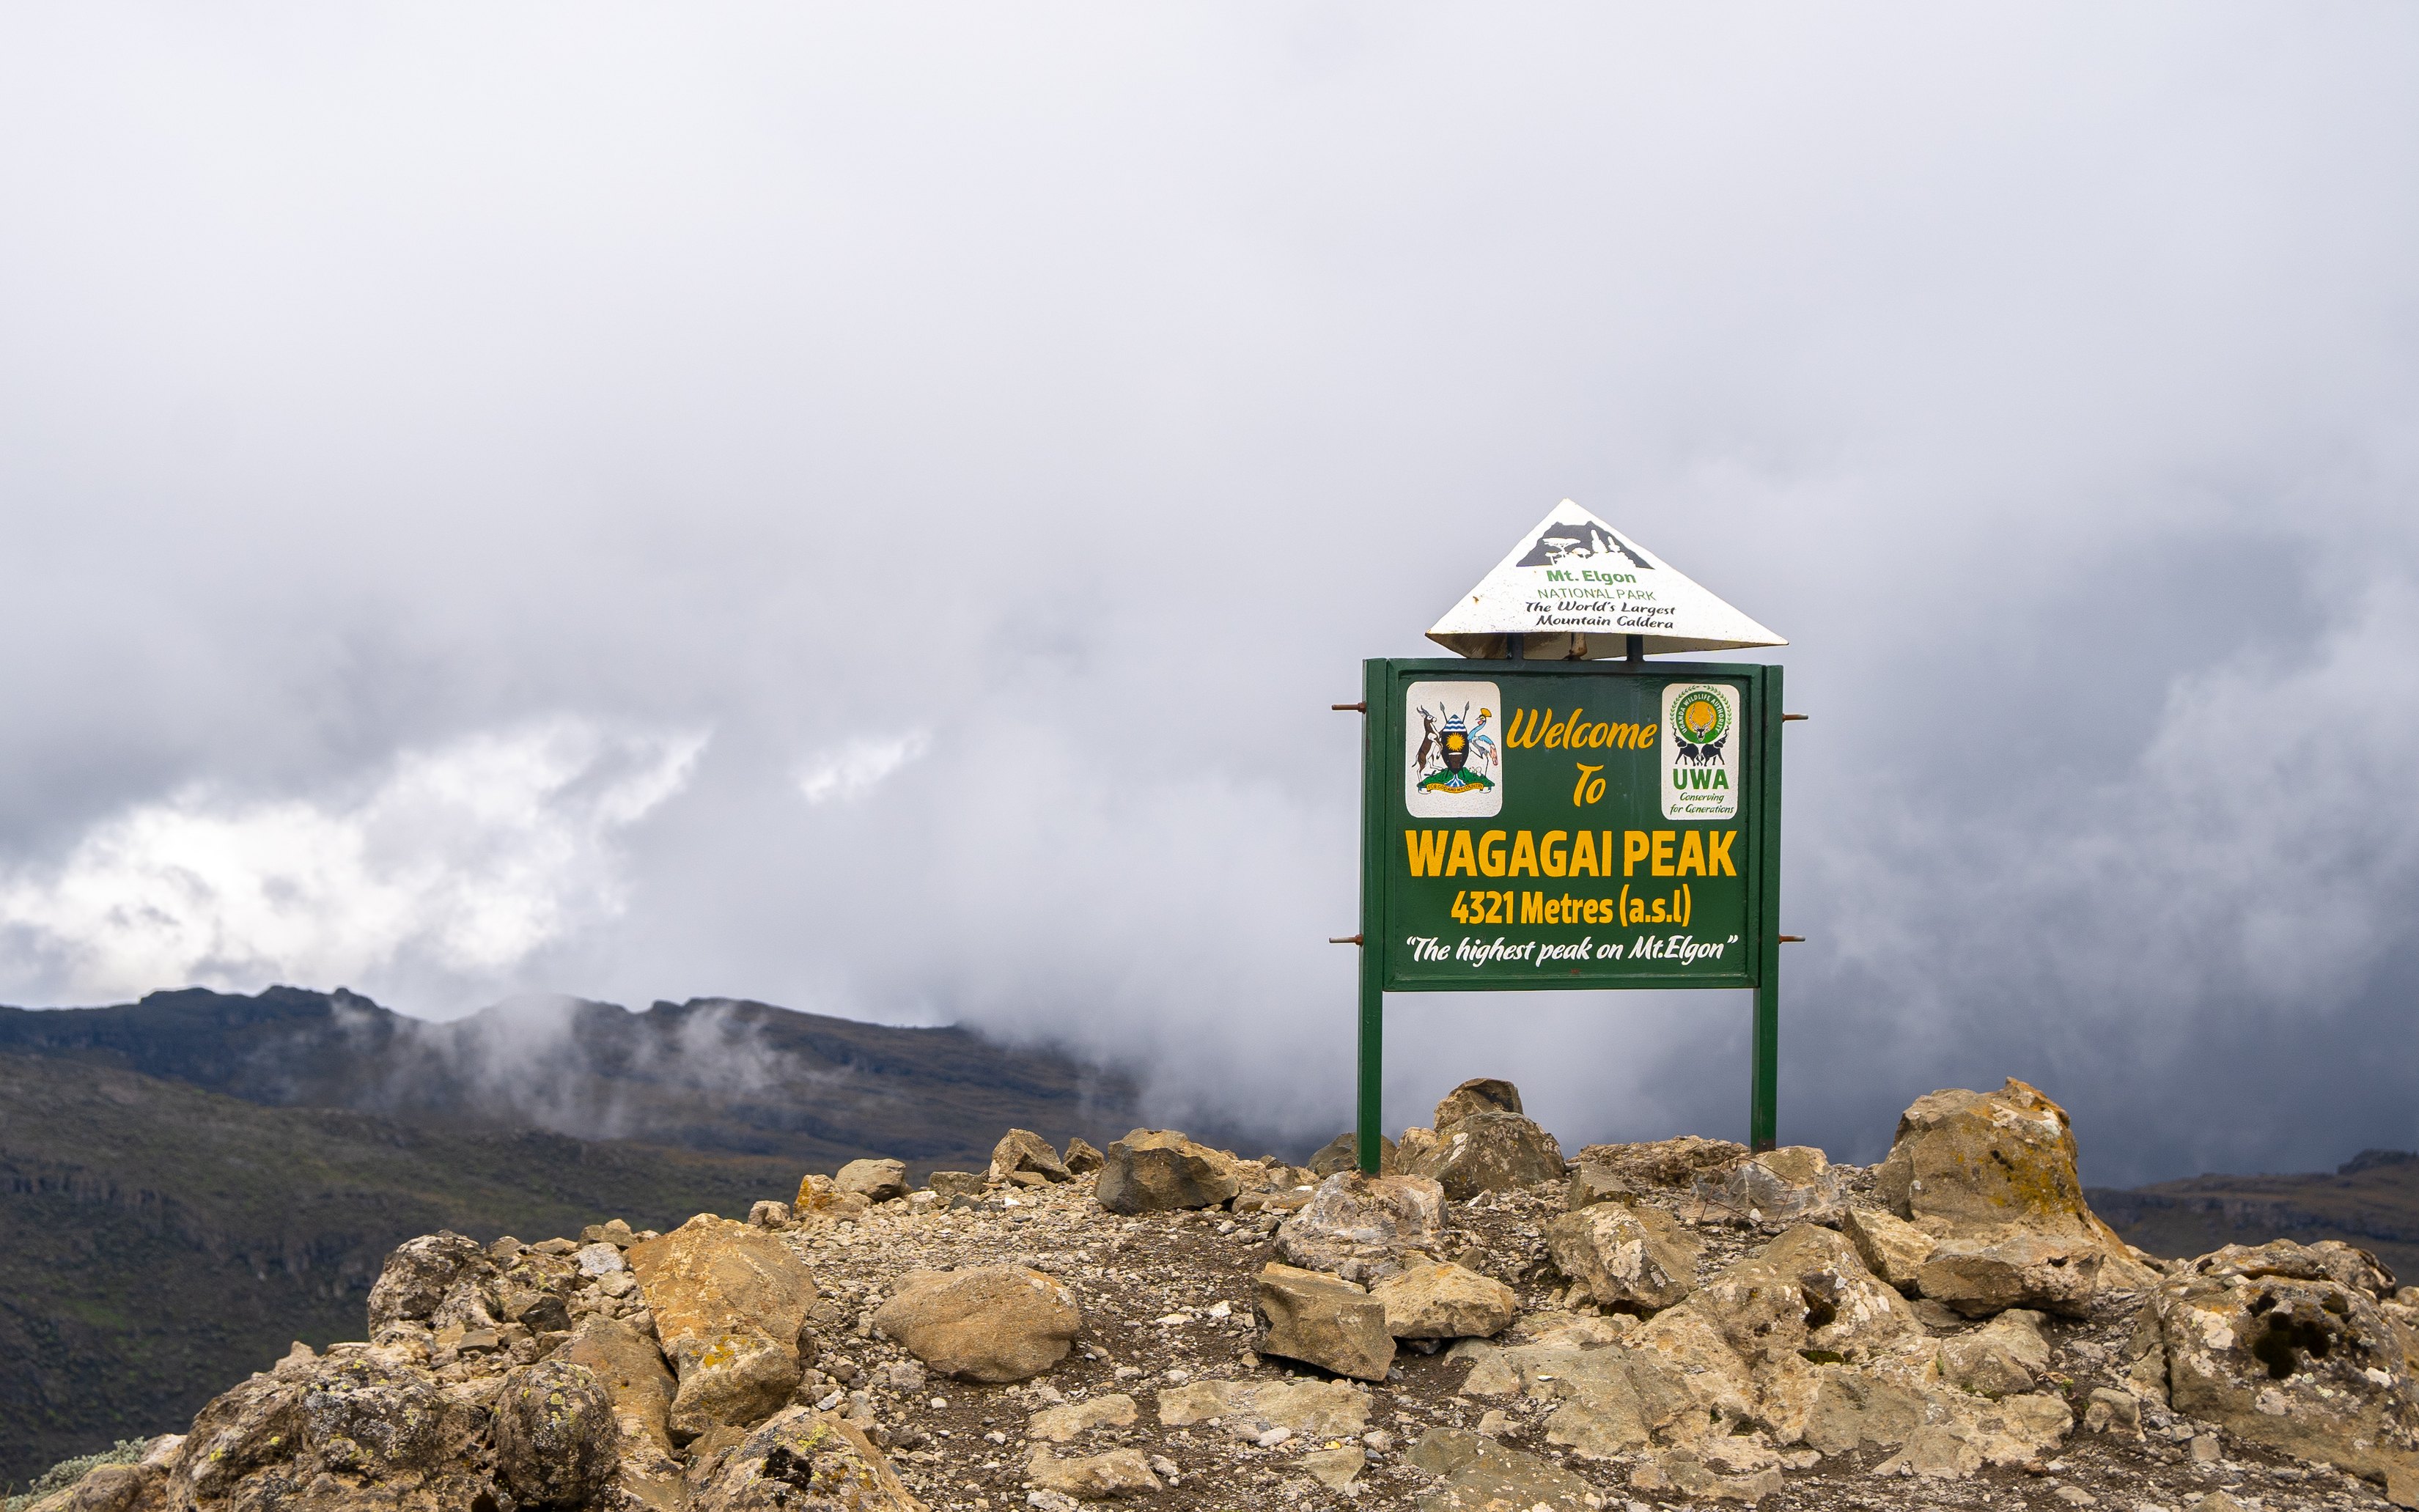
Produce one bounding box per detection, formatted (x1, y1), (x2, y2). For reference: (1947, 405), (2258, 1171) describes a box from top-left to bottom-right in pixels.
(1348, 652), (1785, 1170)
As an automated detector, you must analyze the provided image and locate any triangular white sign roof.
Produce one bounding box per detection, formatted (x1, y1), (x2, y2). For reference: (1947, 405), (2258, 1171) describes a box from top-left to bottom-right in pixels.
(1426, 500), (1787, 660)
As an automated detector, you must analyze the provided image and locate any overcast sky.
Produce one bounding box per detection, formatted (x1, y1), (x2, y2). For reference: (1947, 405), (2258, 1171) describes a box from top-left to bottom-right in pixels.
(2, 6), (2413, 1187)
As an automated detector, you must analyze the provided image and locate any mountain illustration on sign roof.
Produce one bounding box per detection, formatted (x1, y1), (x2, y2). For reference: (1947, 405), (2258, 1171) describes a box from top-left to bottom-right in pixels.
(1426, 498), (1788, 660)
(1515, 522), (1650, 570)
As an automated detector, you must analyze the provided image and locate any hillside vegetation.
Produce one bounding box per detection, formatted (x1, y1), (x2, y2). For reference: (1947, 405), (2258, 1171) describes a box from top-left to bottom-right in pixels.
(0, 987), (1146, 1484)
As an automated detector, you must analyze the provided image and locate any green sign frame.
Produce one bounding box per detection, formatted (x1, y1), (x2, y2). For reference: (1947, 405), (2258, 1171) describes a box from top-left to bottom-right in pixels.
(1351, 655), (1785, 1168)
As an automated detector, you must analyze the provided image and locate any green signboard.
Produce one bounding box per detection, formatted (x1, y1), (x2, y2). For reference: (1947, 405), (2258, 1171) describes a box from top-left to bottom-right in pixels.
(1349, 655), (1785, 1165)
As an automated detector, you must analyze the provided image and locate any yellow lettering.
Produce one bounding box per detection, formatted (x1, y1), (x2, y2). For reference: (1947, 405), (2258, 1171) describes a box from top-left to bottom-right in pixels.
(1405, 830), (1448, 877)
(1542, 710), (1564, 749)
(1539, 830), (1568, 877)
(1509, 830), (1539, 877)
(1570, 830), (1599, 877)
(1677, 830), (1705, 877)
(1446, 830), (1478, 877)
(1478, 830), (1507, 877)
(1571, 762), (1603, 805)
(1651, 830), (1676, 877)
(1520, 891), (1542, 924)
(1651, 896), (1668, 922)
(1623, 830), (1650, 877)
(1558, 709), (1586, 748)
(1709, 830), (1737, 877)
(1507, 709), (1542, 748)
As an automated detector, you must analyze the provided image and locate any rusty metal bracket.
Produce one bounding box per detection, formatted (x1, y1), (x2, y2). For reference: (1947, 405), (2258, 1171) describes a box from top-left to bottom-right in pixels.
(1329, 934), (1363, 945)
(1333, 702), (1366, 712)
(1778, 934), (1805, 943)
(1783, 713), (1808, 722)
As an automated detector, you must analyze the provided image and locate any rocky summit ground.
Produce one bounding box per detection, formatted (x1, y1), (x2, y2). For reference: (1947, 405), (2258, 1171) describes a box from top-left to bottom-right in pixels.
(17, 1077), (2419, 1512)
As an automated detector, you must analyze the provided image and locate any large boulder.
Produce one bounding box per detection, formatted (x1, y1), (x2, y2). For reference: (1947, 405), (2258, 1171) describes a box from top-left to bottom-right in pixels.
(1433, 1077), (1525, 1128)
(873, 1264), (1082, 1382)
(1542, 1202), (1701, 1311)
(1407, 1110), (1567, 1199)
(1918, 1233), (2105, 1318)
(491, 1360), (619, 1508)
(1276, 1170), (1446, 1283)
(628, 1215), (820, 1349)
(1371, 1262), (1519, 1340)
(988, 1128), (1071, 1184)
(628, 1215), (819, 1439)
(1254, 1262), (1396, 1381)
(835, 1158), (910, 1203)
(1092, 1129), (1241, 1214)
(685, 1406), (920, 1512)
(1872, 1078), (2156, 1314)
(2124, 1238), (2419, 1486)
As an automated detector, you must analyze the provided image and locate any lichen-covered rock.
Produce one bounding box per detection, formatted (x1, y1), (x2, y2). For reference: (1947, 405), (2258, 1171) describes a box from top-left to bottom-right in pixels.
(2127, 1246), (2419, 1485)
(874, 1264), (1082, 1382)
(1093, 1129), (1240, 1214)
(1407, 1110), (1566, 1199)
(1542, 1202), (1701, 1310)
(1370, 1262), (1519, 1340)
(629, 1216), (820, 1354)
(1872, 1078), (2156, 1313)
(492, 1360), (619, 1507)
(168, 1346), (491, 1511)
(1254, 1262), (1395, 1381)
(1276, 1170), (1446, 1283)
(685, 1406), (919, 1512)
(629, 1214), (820, 1439)
(365, 1231), (491, 1334)
(666, 1332), (804, 1443)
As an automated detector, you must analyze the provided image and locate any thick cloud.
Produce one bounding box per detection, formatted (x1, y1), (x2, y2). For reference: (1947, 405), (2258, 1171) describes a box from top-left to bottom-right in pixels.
(0, 6), (2412, 1185)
